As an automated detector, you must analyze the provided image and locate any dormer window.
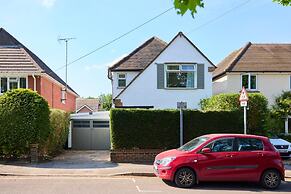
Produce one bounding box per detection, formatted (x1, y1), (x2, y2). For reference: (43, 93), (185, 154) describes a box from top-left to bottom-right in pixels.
(118, 73), (126, 88)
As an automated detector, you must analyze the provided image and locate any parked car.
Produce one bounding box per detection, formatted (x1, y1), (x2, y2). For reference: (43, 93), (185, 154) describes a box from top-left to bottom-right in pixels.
(154, 134), (285, 189)
(269, 137), (291, 158)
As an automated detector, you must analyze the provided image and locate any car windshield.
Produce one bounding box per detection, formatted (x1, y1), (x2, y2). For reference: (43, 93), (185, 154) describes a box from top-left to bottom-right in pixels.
(178, 136), (209, 151)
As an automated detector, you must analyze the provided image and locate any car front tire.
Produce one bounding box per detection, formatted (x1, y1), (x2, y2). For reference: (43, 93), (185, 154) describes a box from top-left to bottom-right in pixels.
(174, 167), (196, 188)
(261, 169), (281, 189)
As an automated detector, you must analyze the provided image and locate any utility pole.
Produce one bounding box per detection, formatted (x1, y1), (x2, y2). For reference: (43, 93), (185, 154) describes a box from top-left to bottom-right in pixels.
(58, 37), (75, 102)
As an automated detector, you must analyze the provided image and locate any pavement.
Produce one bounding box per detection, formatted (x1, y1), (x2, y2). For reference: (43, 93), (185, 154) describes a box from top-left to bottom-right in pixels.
(0, 150), (291, 179)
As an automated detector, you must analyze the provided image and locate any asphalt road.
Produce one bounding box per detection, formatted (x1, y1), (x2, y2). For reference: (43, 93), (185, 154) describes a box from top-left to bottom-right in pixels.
(0, 176), (290, 194)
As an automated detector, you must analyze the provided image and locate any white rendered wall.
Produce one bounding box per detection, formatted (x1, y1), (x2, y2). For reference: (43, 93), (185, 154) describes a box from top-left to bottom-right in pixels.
(117, 35), (213, 109)
(213, 73), (291, 105)
(111, 71), (139, 99)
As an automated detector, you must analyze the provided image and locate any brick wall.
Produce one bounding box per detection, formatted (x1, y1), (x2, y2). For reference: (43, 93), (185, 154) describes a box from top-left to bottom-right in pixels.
(110, 149), (163, 163)
(40, 76), (76, 112)
(27, 75), (76, 112)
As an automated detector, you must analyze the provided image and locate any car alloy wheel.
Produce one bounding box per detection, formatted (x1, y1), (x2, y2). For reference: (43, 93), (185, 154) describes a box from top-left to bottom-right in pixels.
(174, 168), (195, 188)
(261, 169), (281, 189)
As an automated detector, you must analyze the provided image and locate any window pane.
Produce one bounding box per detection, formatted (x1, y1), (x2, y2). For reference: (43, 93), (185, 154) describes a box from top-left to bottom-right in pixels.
(20, 78), (26, 88)
(9, 78), (18, 90)
(1, 78), (7, 93)
(238, 138), (263, 151)
(118, 79), (126, 87)
(167, 72), (194, 88)
(242, 75), (249, 89)
(167, 65), (179, 70)
(73, 120), (90, 128)
(118, 74), (126, 78)
(250, 75), (256, 90)
(181, 65), (195, 71)
(93, 121), (109, 128)
(212, 138), (234, 152)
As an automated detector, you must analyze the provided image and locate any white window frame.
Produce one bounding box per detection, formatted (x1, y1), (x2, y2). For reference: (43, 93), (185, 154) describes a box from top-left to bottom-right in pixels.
(164, 64), (197, 89)
(0, 76), (28, 95)
(289, 75), (291, 91)
(117, 73), (127, 88)
(61, 88), (66, 104)
(241, 73), (257, 91)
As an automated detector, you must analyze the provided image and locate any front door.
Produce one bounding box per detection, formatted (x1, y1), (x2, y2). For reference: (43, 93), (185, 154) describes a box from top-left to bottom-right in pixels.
(197, 137), (237, 181)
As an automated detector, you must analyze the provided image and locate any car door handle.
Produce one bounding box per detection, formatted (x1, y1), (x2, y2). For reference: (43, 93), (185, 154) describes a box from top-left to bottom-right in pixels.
(225, 154), (235, 158)
(257, 152), (264, 156)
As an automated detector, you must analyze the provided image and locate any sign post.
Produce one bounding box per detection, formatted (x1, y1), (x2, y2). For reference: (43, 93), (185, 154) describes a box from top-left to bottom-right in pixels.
(239, 87), (249, 134)
(177, 102), (187, 147)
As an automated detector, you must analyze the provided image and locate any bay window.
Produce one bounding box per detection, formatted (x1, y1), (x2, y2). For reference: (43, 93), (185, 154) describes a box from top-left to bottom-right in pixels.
(165, 64), (196, 88)
(241, 74), (257, 90)
(0, 77), (27, 94)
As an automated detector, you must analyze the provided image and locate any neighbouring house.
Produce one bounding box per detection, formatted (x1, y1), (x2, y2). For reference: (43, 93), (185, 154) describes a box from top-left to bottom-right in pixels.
(108, 32), (216, 109)
(0, 28), (78, 112)
(213, 42), (291, 105)
(76, 98), (100, 113)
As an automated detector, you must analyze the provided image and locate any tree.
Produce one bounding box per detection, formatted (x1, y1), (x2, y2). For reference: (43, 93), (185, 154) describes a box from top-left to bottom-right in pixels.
(98, 94), (112, 111)
(264, 91), (291, 135)
(174, 0), (291, 17)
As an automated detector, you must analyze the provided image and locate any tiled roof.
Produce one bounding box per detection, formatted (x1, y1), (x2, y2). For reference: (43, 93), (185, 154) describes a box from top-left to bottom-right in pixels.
(213, 42), (291, 79)
(109, 36), (167, 71)
(76, 98), (99, 112)
(0, 28), (78, 95)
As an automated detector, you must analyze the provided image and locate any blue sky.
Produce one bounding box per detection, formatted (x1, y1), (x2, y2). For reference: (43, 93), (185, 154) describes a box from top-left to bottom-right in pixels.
(1, 0), (291, 97)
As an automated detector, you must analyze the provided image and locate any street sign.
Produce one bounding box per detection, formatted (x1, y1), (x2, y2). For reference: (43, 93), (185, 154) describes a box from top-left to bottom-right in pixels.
(240, 101), (247, 107)
(177, 102), (187, 109)
(239, 87), (249, 102)
(239, 87), (248, 135)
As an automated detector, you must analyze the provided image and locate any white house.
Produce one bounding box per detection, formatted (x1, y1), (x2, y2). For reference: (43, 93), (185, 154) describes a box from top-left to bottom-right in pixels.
(213, 42), (291, 134)
(108, 32), (216, 109)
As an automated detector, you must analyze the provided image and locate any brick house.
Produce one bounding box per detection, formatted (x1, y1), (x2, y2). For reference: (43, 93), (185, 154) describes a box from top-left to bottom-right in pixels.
(76, 98), (100, 113)
(0, 28), (78, 112)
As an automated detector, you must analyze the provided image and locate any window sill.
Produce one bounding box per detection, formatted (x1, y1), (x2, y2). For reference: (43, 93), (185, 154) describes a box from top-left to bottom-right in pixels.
(117, 87), (126, 89)
(164, 87), (198, 90)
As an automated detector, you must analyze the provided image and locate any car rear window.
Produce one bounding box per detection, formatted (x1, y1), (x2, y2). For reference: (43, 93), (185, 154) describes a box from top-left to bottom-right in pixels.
(237, 138), (263, 151)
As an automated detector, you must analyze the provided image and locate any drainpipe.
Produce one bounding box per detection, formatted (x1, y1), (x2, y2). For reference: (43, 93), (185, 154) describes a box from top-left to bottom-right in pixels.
(32, 74), (36, 91)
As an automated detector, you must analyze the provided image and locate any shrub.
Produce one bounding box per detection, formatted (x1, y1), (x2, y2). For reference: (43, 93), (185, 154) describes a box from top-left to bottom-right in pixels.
(200, 93), (268, 135)
(42, 109), (70, 156)
(265, 91), (291, 135)
(0, 89), (51, 157)
(110, 109), (242, 149)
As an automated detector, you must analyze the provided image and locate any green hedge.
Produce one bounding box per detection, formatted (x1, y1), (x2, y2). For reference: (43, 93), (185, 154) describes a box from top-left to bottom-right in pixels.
(200, 93), (268, 135)
(110, 109), (243, 149)
(42, 109), (70, 156)
(0, 89), (51, 157)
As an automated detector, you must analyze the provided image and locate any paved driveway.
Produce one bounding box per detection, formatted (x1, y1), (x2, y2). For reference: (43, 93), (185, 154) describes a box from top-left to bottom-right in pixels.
(36, 150), (116, 169)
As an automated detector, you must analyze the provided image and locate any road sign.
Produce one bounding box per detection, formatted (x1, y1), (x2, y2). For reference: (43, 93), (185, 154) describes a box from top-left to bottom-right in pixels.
(177, 102), (187, 109)
(240, 101), (247, 107)
(239, 87), (249, 102)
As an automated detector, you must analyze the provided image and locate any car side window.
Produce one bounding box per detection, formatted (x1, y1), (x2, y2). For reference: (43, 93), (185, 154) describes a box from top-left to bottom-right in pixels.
(237, 138), (263, 151)
(205, 138), (234, 152)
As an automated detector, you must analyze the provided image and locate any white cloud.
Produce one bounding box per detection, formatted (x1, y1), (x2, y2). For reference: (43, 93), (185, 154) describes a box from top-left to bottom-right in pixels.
(38, 0), (57, 8)
(85, 54), (127, 71)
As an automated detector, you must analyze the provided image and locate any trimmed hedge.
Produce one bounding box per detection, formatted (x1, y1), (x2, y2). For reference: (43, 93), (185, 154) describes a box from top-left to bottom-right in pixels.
(42, 109), (70, 156)
(200, 93), (268, 135)
(110, 109), (243, 149)
(0, 89), (51, 157)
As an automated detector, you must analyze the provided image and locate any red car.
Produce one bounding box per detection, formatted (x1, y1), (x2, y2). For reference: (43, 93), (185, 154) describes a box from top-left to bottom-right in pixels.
(154, 134), (285, 189)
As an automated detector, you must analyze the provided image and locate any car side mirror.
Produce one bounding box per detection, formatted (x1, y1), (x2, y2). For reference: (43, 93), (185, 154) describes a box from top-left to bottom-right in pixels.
(201, 148), (211, 154)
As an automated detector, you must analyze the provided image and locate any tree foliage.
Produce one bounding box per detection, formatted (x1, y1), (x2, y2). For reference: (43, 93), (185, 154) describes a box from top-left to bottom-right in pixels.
(98, 93), (112, 111)
(174, 0), (291, 17)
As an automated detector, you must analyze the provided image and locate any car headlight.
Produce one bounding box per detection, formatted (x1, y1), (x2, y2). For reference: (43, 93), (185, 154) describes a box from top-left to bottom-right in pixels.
(160, 157), (176, 166)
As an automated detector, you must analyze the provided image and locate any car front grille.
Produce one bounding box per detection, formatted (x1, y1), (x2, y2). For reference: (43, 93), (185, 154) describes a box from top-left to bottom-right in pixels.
(274, 145), (289, 149)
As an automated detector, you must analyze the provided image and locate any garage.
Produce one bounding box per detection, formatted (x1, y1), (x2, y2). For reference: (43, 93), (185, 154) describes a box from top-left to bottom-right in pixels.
(68, 111), (110, 150)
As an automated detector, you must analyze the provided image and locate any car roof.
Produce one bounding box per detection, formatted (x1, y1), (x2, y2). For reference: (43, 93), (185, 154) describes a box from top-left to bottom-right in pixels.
(203, 133), (267, 140)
